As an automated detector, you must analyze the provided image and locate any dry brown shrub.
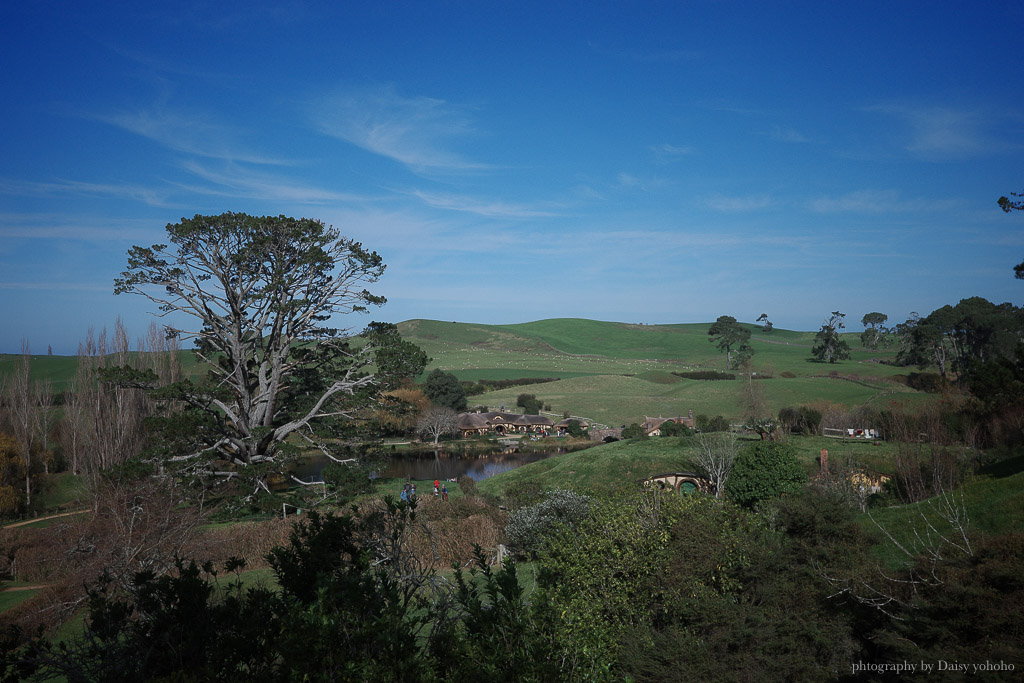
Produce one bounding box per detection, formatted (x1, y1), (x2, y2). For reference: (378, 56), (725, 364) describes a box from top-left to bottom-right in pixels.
(417, 514), (502, 567)
(188, 517), (293, 570)
(405, 495), (507, 567)
(1, 476), (205, 634)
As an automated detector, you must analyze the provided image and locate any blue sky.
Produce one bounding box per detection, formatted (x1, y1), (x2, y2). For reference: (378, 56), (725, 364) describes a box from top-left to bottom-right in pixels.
(2, 0), (1022, 354)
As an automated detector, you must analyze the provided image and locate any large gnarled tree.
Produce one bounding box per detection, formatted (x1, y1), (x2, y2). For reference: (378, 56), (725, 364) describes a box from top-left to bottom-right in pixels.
(115, 213), (425, 468)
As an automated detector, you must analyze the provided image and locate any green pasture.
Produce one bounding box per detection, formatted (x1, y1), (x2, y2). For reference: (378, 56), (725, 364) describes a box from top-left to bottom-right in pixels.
(861, 462), (1024, 569)
(401, 318), (907, 380)
(37, 472), (87, 511)
(397, 318), (926, 423)
(0, 583), (42, 612)
(476, 436), (726, 497)
(0, 354), (80, 391)
(0, 349), (207, 390)
(476, 434), (901, 499)
(462, 373), (923, 427)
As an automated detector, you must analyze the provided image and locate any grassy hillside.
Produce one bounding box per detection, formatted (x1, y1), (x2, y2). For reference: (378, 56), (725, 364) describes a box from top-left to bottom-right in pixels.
(400, 317), (905, 377)
(400, 318), (926, 424)
(3, 318), (929, 425)
(0, 351), (207, 391)
(477, 434), (902, 498)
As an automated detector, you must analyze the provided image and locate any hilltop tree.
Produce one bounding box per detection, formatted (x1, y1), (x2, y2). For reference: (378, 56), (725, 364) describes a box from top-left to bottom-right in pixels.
(859, 312), (890, 349)
(422, 369), (467, 412)
(898, 297), (1023, 388)
(114, 212), (426, 468)
(811, 311), (851, 363)
(756, 313), (773, 332)
(708, 315), (753, 370)
(999, 190), (1024, 279)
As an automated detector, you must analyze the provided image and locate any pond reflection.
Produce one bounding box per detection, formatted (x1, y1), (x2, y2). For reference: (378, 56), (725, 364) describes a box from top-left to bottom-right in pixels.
(292, 445), (583, 483)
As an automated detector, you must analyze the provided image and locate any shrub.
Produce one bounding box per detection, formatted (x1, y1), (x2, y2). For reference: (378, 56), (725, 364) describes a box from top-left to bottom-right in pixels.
(457, 475), (478, 498)
(659, 420), (693, 437)
(516, 393), (543, 415)
(673, 371), (736, 380)
(725, 442), (807, 508)
(504, 489), (592, 558)
(321, 461), (374, 501)
(564, 420), (586, 438)
(621, 423), (647, 439)
(694, 415), (730, 433)
(780, 371), (796, 378)
(904, 372), (947, 393)
(778, 406), (823, 435)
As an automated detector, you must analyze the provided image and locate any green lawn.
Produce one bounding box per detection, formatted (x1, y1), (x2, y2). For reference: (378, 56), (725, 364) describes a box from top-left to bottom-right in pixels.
(474, 433), (899, 498)
(0, 584), (42, 612)
(461, 373), (923, 427)
(36, 472), (86, 511)
(476, 436), (715, 497)
(860, 463), (1024, 568)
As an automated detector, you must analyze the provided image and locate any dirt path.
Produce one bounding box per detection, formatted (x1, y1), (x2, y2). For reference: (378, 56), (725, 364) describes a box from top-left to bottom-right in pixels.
(3, 509), (88, 529)
(1, 584), (50, 592)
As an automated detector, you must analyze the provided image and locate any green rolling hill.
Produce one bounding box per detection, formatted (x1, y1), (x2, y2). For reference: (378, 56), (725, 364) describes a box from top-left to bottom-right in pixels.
(2, 318), (931, 426)
(399, 318), (928, 425)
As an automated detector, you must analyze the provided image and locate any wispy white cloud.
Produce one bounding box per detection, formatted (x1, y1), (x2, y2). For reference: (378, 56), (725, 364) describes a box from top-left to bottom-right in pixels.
(0, 281), (111, 291)
(410, 190), (561, 218)
(807, 189), (958, 213)
(702, 194), (777, 212)
(313, 84), (487, 173)
(176, 161), (375, 205)
(0, 213), (157, 241)
(769, 125), (811, 143)
(95, 105), (288, 165)
(867, 104), (1003, 160)
(650, 143), (695, 161)
(0, 178), (174, 207)
(616, 173), (672, 192)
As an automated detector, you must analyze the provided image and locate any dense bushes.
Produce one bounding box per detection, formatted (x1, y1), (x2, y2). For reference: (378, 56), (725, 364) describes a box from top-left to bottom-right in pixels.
(621, 422), (647, 439)
(658, 420), (693, 437)
(672, 370), (736, 380)
(892, 371), (948, 393)
(778, 405), (823, 435)
(6, 480), (1023, 682)
(694, 414), (730, 432)
(725, 441), (807, 508)
(504, 489), (591, 558)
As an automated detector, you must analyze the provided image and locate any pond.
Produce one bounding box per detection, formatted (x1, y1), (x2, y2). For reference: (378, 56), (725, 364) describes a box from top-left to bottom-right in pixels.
(291, 444), (589, 483)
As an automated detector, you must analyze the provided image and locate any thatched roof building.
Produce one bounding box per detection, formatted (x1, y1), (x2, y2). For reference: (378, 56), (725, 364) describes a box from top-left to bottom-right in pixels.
(456, 411), (554, 436)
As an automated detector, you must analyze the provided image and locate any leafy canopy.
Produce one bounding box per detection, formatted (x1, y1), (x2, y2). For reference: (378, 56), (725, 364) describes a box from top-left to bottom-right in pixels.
(422, 369), (467, 412)
(707, 315), (753, 370)
(811, 311), (851, 363)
